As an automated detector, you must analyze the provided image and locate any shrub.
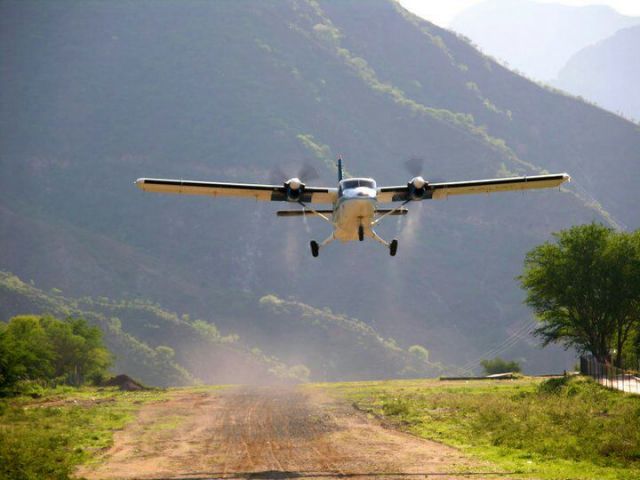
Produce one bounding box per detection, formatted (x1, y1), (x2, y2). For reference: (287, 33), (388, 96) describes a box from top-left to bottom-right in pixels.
(381, 397), (411, 417)
(480, 357), (521, 375)
(0, 428), (74, 480)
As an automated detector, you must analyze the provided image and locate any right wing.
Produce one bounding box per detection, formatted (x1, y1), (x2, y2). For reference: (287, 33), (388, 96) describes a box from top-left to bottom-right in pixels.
(377, 173), (570, 203)
(135, 178), (337, 204)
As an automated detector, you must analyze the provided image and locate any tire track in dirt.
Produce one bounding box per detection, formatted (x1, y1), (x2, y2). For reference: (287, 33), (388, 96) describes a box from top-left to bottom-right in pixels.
(77, 386), (511, 480)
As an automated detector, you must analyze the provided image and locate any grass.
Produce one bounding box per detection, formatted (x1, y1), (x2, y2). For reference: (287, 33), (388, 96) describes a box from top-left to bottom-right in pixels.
(315, 376), (640, 480)
(0, 386), (171, 480)
(3, 379), (638, 480)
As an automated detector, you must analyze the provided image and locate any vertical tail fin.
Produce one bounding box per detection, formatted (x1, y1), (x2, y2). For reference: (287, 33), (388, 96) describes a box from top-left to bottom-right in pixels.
(337, 156), (343, 182)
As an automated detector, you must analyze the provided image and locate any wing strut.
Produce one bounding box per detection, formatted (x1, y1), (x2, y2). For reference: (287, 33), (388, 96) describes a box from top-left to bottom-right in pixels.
(372, 200), (411, 226)
(297, 201), (332, 224)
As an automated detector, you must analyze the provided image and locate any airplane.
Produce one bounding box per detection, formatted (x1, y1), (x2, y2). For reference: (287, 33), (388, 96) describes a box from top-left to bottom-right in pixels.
(135, 158), (570, 257)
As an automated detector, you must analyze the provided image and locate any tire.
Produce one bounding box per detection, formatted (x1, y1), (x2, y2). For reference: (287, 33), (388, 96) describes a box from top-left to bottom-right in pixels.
(310, 241), (319, 257)
(389, 239), (398, 257)
(358, 225), (364, 242)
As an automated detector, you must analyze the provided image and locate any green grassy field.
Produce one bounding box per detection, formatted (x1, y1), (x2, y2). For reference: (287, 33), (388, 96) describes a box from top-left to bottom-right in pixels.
(0, 386), (170, 479)
(2, 377), (638, 480)
(316, 376), (640, 480)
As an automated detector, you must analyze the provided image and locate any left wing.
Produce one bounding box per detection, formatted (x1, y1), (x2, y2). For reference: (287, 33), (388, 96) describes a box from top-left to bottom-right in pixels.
(377, 173), (570, 203)
(135, 178), (337, 204)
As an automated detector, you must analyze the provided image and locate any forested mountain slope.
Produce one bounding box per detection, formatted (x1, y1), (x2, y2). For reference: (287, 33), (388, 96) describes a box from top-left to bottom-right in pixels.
(1, 0), (638, 374)
(0, 272), (442, 384)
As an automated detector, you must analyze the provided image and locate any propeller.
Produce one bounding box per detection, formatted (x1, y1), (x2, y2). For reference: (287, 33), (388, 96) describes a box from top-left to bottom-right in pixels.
(403, 156), (435, 200)
(268, 165), (288, 185)
(404, 157), (425, 178)
(269, 162), (321, 201)
(269, 163), (320, 185)
(297, 163), (320, 183)
(403, 156), (446, 183)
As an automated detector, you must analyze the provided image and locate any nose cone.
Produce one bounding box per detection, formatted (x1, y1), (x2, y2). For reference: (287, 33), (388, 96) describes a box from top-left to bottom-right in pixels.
(411, 176), (426, 189)
(287, 178), (302, 190)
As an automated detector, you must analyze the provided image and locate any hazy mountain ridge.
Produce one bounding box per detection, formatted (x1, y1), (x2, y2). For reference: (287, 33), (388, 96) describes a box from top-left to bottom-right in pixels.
(554, 25), (640, 121)
(450, 0), (640, 81)
(1, 0), (639, 375)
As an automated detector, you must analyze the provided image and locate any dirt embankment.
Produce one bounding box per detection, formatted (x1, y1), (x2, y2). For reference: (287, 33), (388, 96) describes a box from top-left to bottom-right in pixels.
(77, 386), (509, 480)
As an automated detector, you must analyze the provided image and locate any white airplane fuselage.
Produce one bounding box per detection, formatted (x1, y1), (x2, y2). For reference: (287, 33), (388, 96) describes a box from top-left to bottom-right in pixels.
(332, 179), (377, 242)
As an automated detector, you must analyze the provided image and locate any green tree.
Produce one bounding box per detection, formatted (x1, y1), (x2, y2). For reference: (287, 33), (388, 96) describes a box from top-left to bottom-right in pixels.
(0, 315), (112, 391)
(520, 224), (640, 367)
(480, 357), (521, 375)
(155, 345), (175, 362)
(40, 316), (112, 385)
(0, 316), (55, 389)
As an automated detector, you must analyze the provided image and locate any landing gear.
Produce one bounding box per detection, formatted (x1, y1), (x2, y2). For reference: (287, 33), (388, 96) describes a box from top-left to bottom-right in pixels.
(389, 239), (398, 256)
(358, 225), (364, 242)
(310, 233), (335, 257)
(370, 229), (398, 257)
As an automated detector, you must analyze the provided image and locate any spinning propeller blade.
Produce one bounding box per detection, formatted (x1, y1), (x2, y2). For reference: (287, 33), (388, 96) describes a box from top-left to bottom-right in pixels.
(269, 162), (320, 184)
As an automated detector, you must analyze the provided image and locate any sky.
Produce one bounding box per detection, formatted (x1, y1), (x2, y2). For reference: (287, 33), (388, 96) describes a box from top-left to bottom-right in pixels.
(398, 0), (640, 27)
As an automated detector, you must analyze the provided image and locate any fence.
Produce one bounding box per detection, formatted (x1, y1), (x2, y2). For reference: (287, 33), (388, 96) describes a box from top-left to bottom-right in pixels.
(580, 355), (640, 394)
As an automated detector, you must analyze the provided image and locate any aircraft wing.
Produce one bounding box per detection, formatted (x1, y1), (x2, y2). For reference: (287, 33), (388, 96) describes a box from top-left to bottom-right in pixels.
(377, 173), (570, 203)
(135, 178), (337, 204)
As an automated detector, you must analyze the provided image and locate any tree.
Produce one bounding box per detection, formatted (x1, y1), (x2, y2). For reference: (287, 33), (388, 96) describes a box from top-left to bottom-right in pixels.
(0, 316), (55, 389)
(480, 357), (521, 375)
(520, 224), (640, 367)
(0, 315), (112, 391)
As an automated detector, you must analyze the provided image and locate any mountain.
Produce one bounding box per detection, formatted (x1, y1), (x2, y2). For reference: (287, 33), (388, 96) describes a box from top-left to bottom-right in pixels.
(0, 271), (282, 386)
(450, 0), (640, 81)
(1, 0), (639, 376)
(0, 272), (442, 384)
(554, 25), (640, 121)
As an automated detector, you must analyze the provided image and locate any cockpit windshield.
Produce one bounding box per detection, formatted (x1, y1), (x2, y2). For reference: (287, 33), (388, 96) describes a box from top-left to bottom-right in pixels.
(340, 179), (376, 190)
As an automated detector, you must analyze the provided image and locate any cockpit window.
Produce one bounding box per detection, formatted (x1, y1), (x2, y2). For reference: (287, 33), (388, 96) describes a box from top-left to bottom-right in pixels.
(341, 179), (376, 190)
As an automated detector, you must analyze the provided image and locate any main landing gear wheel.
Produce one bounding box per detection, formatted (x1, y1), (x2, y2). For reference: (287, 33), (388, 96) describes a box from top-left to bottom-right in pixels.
(358, 225), (364, 242)
(389, 239), (398, 257)
(310, 240), (319, 257)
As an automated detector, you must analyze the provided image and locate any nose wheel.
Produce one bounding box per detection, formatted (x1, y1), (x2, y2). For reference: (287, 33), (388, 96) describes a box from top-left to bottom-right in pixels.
(310, 241), (319, 257)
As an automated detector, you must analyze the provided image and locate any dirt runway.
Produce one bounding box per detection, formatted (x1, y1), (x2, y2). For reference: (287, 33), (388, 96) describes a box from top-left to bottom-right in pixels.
(78, 386), (509, 480)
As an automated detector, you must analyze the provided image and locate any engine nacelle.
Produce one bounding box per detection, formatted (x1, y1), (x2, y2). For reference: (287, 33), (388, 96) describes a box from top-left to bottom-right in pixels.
(407, 176), (429, 200)
(284, 177), (305, 201)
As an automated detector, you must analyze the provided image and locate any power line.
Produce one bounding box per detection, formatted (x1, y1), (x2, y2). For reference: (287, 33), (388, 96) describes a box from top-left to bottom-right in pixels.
(459, 320), (537, 372)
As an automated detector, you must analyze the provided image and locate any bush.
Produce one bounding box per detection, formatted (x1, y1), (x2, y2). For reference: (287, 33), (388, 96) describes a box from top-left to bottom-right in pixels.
(480, 357), (521, 375)
(537, 376), (573, 394)
(0, 428), (74, 480)
(381, 397), (411, 417)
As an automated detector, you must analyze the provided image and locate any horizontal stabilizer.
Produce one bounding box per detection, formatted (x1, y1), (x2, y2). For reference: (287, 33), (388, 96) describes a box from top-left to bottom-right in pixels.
(277, 207), (408, 217)
(277, 209), (334, 217)
(376, 208), (408, 216)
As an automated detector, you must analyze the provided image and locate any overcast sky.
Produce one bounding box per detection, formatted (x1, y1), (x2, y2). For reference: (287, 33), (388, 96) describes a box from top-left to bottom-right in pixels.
(398, 0), (640, 27)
